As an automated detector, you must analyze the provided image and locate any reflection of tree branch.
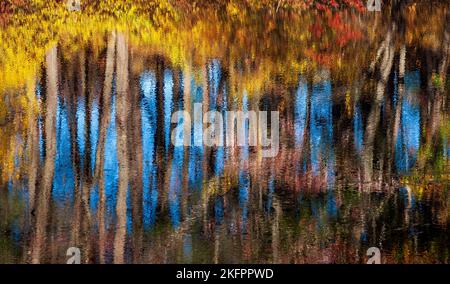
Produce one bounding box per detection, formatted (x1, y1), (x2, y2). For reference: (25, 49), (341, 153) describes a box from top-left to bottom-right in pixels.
(363, 28), (395, 185)
(26, 78), (39, 213)
(70, 50), (84, 251)
(31, 45), (58, 264)
(94, 30), (116, 264)
(113, 32), (130, 264)
(391, 45), (406, 169)
(129, 64), (143, 263)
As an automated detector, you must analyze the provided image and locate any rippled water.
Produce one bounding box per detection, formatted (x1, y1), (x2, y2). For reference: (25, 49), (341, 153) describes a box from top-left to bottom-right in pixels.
(0, 4), (449, 263)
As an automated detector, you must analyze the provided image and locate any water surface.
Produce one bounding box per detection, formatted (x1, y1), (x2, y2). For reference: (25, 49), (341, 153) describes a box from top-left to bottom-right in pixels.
(0, 4), (449, 263)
